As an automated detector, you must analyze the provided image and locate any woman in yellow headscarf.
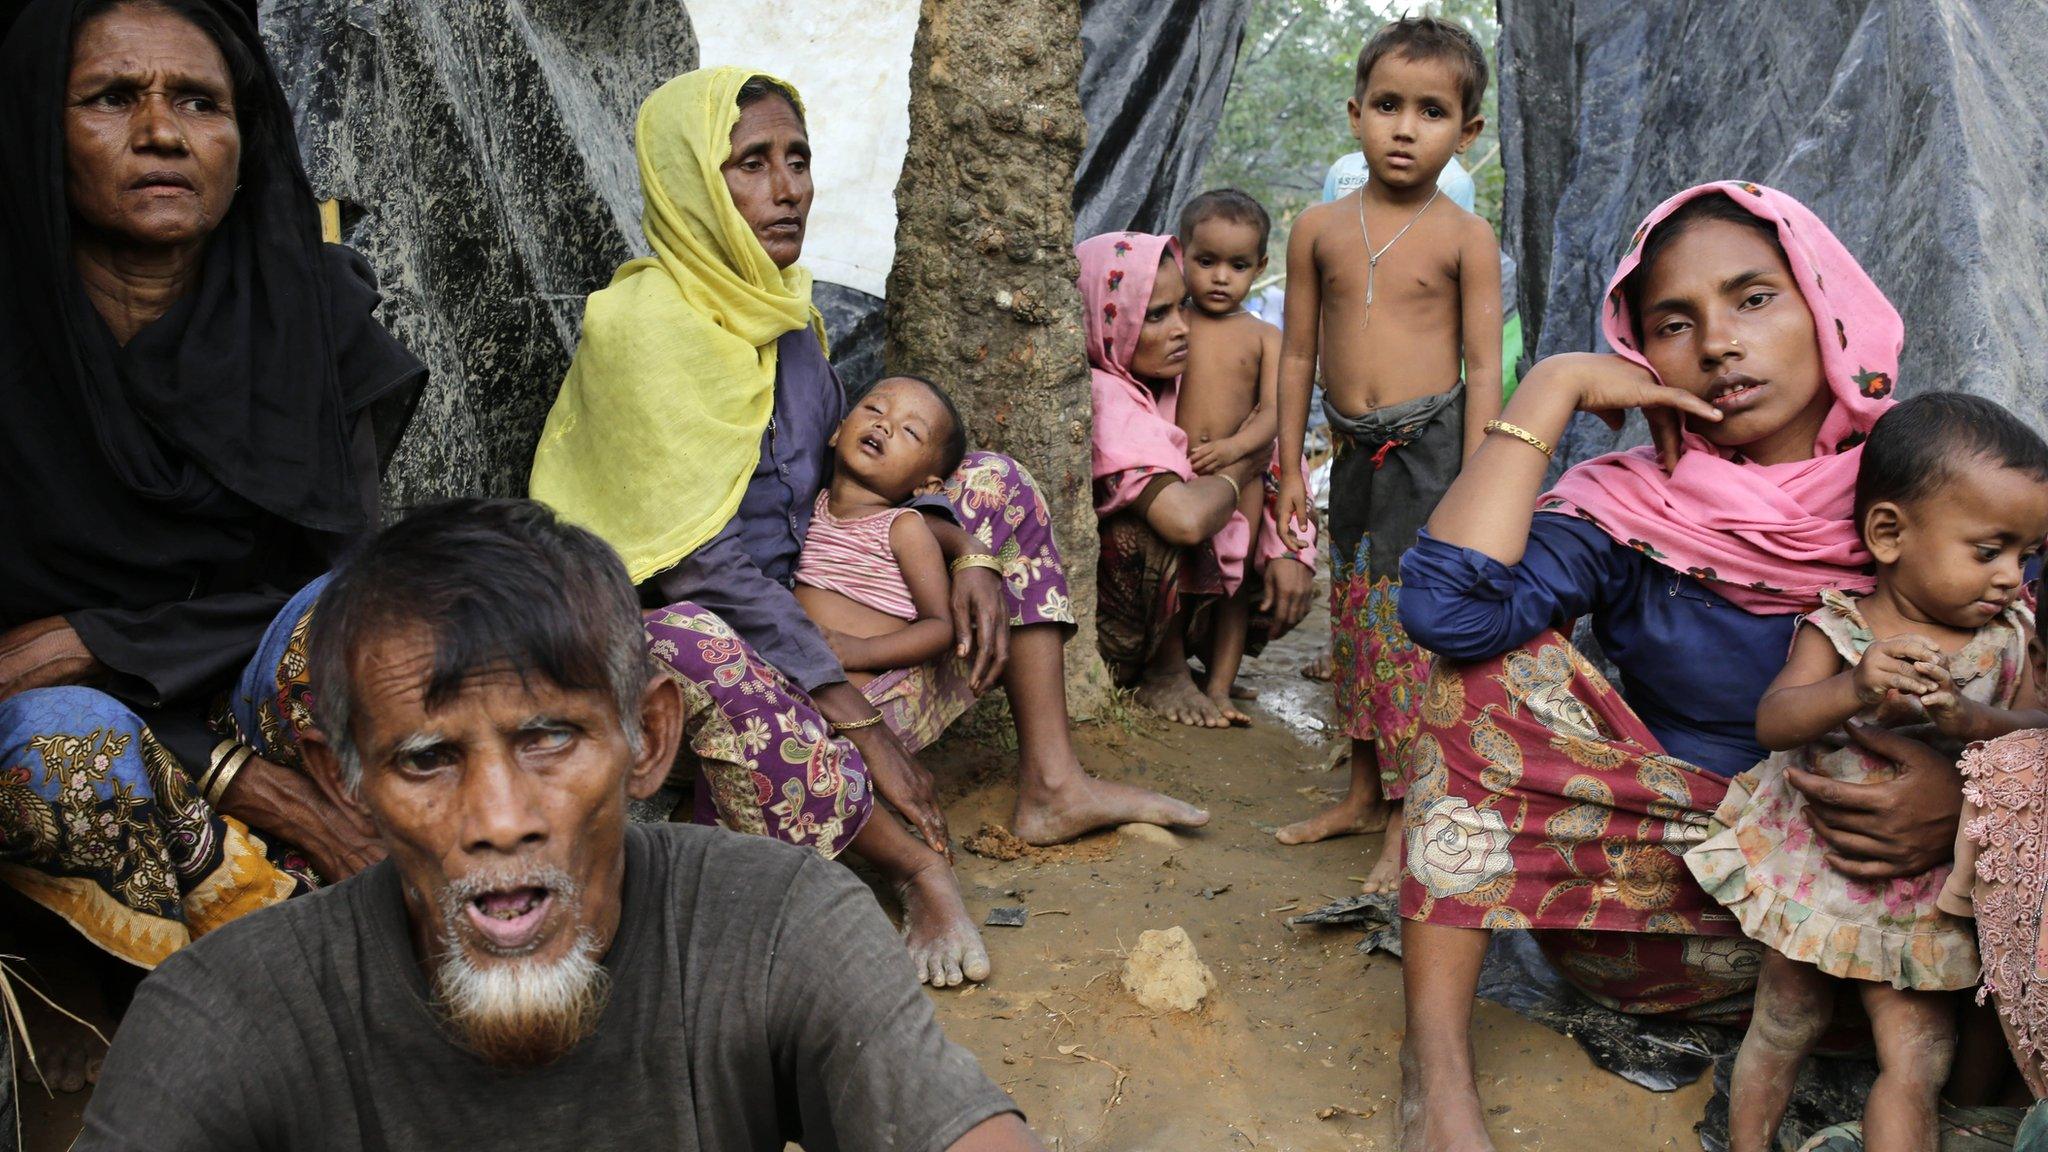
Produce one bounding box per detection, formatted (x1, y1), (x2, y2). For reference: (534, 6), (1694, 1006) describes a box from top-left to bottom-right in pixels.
(532, 67), (1210, 987)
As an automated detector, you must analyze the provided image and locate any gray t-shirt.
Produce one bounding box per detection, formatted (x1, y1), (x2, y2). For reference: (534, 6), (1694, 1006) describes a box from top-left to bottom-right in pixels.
(78, 824), (1016, 1151)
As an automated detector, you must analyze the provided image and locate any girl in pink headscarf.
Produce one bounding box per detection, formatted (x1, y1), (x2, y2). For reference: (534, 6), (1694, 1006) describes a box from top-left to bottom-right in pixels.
(1079, 232), (1316, 728)
(1381, 183), (1974, 1152)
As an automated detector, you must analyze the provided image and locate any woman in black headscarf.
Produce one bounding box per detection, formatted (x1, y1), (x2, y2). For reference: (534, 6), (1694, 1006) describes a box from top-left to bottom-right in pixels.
(0, 0), (422, 983)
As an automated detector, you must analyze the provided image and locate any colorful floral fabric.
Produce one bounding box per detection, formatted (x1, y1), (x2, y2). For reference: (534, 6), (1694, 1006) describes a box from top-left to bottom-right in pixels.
(1686, 591), (2020, 991)
(1095, 508), (1212, 683)
(1325, 388), (1464, 798)
(0, 579), (326, 968)
(1956, 730), (2048, 1099)
(1397, 628), (1765, 1014)
(649, 451), (1072, 855)
(1400, 628), (1740, 937)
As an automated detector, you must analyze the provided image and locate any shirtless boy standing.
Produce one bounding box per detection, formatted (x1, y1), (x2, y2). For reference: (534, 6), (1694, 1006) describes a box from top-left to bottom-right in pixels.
(1175, 189), (1283, 724)
(1272, 16), (1502, 893)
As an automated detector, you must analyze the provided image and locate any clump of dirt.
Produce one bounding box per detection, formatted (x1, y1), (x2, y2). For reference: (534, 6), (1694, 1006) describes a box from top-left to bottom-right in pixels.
(963, 822), (1035, 861)
(1120, 926), (1216, 1013)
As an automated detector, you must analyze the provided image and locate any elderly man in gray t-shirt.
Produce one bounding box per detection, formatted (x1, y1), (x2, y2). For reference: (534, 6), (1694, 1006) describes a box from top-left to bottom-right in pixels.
(78, 499), (1040, 1152)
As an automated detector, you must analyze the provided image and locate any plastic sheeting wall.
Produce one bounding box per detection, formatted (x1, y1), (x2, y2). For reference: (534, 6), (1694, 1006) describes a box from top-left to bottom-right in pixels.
(259, 0), (695, 505)
(1500, 0), (2048, 466)
(694, 1), (920, 300)
(1074, 0), (1253, 237)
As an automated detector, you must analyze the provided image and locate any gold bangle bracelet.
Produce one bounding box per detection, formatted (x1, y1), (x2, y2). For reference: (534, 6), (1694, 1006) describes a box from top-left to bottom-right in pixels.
(1484, 419), (1555, 459)
(949, 554), (1005, 575)
(1218, 473), (1243, 502)
(206, 745), (256, 808)
(197, 738), (239, 798)
(830, 713), (885, 734)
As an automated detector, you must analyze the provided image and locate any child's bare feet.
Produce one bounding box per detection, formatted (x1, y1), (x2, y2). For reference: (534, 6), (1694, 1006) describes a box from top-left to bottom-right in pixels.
(1301, 645), (1335, 681)
(1203, 682), (1253, 726)
(1136, 664), (1229, 727)
(1359, 820), (1405, 894)
(1012, 770), (1210, 846)
(1229, 680), (1260, 701)
(1276, 789), (1392, 845)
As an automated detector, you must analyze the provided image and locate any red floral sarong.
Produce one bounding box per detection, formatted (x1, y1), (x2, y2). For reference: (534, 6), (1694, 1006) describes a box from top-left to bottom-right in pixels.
(1400, 629), (1760, 1016)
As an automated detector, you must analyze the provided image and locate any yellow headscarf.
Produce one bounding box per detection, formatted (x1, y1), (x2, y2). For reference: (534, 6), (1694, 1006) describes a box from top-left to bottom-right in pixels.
(528, 66), (823, 583)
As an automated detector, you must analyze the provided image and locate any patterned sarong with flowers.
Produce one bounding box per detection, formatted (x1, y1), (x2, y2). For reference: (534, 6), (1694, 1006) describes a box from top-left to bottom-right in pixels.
(0, 579), (326, 968)
(1400, 628), (1763, 1016)
(1325, 385), (1464, 800)
(649, 451), (1073, 858)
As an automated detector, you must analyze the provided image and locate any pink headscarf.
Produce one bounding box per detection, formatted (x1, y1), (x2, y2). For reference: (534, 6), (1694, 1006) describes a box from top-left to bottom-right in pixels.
(1078, 231), (1252, 592)
(1539, 182), (1900, 614)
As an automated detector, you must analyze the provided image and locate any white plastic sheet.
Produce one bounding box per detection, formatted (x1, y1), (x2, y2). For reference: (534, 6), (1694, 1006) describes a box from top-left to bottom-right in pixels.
(693, 2), (921, 298)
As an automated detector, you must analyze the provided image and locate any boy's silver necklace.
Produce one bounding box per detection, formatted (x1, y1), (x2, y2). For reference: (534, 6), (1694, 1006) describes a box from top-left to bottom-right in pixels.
(1358, 182), (1441, 329)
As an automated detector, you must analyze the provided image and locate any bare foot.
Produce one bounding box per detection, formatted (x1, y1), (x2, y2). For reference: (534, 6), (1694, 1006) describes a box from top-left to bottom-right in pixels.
(1275, 790), (1393, 846)
(1204, 685), (1253, 726)
(1359, 824), (1405, 895)
(1135, 666), (1228, 728)
(896, 856), (991, 988)
(1301, 645), (1335, 681)
(11, 981), (108, 1093)
(1192, 666), (1258, 706)
(1399, 1041), (1497, 1152)
(1012, 771), (1210, 847)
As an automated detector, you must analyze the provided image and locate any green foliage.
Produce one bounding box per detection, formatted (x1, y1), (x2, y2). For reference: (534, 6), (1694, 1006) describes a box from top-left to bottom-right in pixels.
(1201, 0), (1502, 278)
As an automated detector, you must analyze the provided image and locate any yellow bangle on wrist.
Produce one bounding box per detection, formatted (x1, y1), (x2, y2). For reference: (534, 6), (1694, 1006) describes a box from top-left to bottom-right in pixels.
(1483, 419), (1555, 459)
(830, 713), (885, 734)
(949, 554), (1004, 576)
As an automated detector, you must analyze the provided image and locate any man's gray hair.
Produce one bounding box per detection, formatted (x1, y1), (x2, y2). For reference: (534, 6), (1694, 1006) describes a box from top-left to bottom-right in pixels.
(305, 499), (652, 794)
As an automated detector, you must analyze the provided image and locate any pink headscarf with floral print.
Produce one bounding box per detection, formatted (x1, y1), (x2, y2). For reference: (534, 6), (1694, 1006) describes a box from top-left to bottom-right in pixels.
(1078, 231), (1253, 591)
(1539, 182), (1900, 614)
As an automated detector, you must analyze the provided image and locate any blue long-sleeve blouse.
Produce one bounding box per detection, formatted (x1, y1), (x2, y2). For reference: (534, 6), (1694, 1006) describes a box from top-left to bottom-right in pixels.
(1397, 513), (1800, 778)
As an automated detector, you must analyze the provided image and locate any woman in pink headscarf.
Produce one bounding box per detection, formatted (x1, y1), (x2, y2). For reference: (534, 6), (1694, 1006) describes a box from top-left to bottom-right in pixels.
(1381, 184), (1974, 1151)
(1079, 232), (1317, 727)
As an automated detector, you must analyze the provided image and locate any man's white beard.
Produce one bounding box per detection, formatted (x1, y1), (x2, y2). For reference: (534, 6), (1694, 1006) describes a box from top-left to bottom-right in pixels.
(430, 872), (611, 1067)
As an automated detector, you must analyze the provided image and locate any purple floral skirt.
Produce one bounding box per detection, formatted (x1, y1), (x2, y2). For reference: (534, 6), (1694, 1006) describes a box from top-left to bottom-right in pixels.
(645, 452), (1073, 858)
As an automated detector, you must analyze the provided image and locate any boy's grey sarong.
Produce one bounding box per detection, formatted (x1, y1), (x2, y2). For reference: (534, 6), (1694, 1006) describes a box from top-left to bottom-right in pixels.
(1324, 381), (1465, 582)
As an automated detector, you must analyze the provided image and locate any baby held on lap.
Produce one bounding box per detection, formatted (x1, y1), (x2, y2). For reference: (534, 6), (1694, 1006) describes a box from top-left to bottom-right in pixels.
(793, 375), (970, 685)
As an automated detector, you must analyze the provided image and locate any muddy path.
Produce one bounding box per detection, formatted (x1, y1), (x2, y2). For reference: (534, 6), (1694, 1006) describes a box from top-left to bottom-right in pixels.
(904, 602), (1714, 1150)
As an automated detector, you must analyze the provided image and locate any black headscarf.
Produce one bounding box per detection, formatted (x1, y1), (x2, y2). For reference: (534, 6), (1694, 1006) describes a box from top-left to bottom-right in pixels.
(0, 0), (423, 630)
(0, 0), (423, 757)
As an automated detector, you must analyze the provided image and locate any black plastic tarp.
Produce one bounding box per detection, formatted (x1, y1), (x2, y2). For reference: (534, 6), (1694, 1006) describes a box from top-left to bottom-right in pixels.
(1499, 0), (2048, 468)
(1074, 0), (1254, 238)
(258, 0), (695, 506)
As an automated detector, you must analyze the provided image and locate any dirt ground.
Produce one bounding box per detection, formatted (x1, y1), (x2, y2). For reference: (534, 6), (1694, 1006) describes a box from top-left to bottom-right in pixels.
(10, 601), (1715, 1152)
(905, 599), (1716, 1151)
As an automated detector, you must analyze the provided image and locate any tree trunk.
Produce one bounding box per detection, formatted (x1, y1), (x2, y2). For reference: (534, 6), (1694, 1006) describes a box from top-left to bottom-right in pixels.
(887, 0), (1107, 712)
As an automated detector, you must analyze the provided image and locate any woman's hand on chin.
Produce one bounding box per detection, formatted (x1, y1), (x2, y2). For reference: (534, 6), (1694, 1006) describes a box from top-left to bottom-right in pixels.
(1787, 720), (1962, 880)
(1526, 352), (1724, 472)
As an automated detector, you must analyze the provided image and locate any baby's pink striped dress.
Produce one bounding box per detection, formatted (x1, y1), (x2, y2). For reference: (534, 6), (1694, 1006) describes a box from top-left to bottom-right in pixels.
(794, 493), (919, 621)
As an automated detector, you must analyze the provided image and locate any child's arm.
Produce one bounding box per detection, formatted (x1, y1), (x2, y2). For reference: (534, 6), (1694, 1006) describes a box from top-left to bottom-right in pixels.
(1188, 321), (1282, 475)
(1920, 621), (2048, 742)
(1272, 209), (1325, 549)
(1756, 627), (1944, 751)
(1458, 216), (1504, 461)
(826, 514), (957, 674)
